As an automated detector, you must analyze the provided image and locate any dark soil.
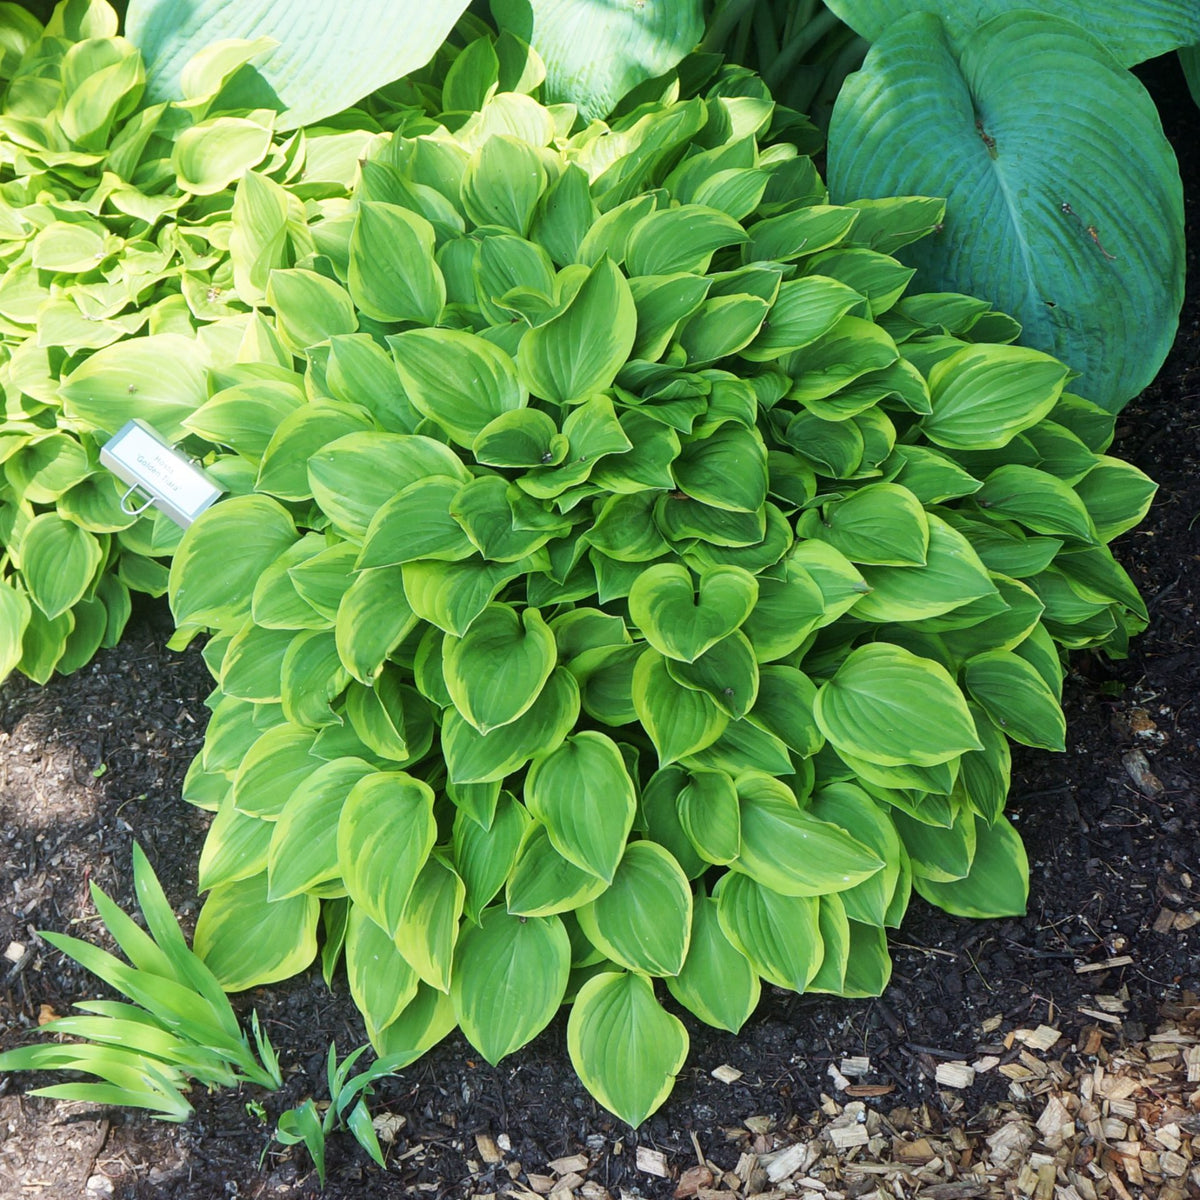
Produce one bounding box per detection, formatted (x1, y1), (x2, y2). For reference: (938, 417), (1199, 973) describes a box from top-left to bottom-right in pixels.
(1, 54), (1198, 1200)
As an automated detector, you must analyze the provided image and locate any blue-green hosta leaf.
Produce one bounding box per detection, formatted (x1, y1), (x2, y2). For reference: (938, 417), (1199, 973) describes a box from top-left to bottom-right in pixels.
(567, 972), (689, 1127)
(194, 873), (318, 991)
(337, 772), (436, 938)
(452, 908), (570, 1064)
(814, 643), (982, 767)
(524, 731), (637, 883)
(826, 0), (1200, 66)
(492, 0), (704, 122)
(828, 11), (1184, 411)
(575, 841), (692, 977)
(665, 895), (760, 1032)
(127, 0), (471, 129)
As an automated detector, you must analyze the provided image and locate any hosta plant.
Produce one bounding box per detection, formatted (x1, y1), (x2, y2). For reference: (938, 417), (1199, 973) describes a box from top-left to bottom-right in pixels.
(150, 26), (1157, 1126)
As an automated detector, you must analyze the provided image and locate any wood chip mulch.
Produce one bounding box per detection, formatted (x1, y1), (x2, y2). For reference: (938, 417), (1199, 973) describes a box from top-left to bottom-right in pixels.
(441, 997), (1200, 1200)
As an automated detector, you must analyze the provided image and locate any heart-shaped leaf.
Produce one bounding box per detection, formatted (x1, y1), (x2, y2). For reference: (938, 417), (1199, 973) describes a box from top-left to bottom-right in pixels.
(628, 563), (758, 663)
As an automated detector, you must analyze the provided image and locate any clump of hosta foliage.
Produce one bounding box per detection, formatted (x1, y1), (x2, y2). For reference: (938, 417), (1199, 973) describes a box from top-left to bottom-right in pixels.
(0, 0), (443, 682)
(11, 4), (1159, 1127)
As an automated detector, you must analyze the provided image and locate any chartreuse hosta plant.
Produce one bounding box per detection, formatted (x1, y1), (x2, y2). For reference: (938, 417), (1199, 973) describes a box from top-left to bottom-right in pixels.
(0, 0), (488, 685)
(0, 845), (281, 1119)
(132, 26), (1157, 1127)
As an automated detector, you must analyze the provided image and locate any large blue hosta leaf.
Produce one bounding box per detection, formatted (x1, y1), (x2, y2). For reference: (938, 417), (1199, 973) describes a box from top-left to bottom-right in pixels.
(491, 0), (704, 121)
(828, 11), (1185, 413)
(826, 0), (1200, 67)
(126, 0), (471, 128)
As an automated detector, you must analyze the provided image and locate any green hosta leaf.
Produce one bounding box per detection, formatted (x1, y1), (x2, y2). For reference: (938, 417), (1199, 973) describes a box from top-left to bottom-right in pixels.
(461, 135), (546, 234)
(626, 206), (748, 277)
(632, 650), (729, 765)
(195, 874), (318, 991)
(825, 0), (1200, 66)
(221, 624), (295, 703)
(731, 772), (884, 897)
(963, 650), (1067, 751)
(197, 800), (272, 893)
(808, 783), (903, 927)
(714, 872), (823, 992)
(976, 465), (1098, 542)
(913, 814), (1028, 917)
(518, 258), (636, 405)
(673, 423), (768, 513)
(257, 407), (374, 503)
(958, 703), (1012, 824)
(348, 202), (445, 325)
(815, 643), (981, 767)
(453, 795), (531, 924)
(59, 334), (208, 440)
(892, 801), (976, 881)
(1073, 458), (1157, 541)
(452, 908), (570, 1063)
(337, 772), (436, 938)
(0, 583), (32, 680)
(567, 972), (689, 1127)
(743, 277), (864, 361)
(628, 563), (758, 663)
(392, 856), (464, 993)
(740, 563), (827, 662)
(677, 769), (741, 865)
(524, 732), (637, 883)
(266, 269), (357, 356)
(336, 567), (417, 684)
(280, 630), (348, 729)
(807, 483), (929, 567)
(444, 667), (580, 784)
(402, 557), (526, 638)
(748, 666), (823, 757)
(443, 605), (557, 733)
(359, 477), (475, 569)
(371, 982), (457, 1063)
(391, 328), (527, 447)
(451, 475), (571, 562)
(173, 117), (272, 195)
(576, 842), (692, 977)
(21, 515), (102, 619)
(474, 409), (568, 469)
(921, 344), (1070, 450)
(666, 631), (759, 720)
(127, 0), (470, 129)
(267, 758), (374, 900)
(505, 822), (609, 917)
(828, 11), (1184, 411)
(346, 902), (419, 1041)
(665, 895), (760, 1032)
(493, 0), (704, 122)
(232, 724), (321, 819)
(853, 514), (997, 622)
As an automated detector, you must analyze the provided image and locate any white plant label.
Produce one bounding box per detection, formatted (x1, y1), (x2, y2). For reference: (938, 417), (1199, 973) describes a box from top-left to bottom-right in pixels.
(100, 420), (223, 527)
